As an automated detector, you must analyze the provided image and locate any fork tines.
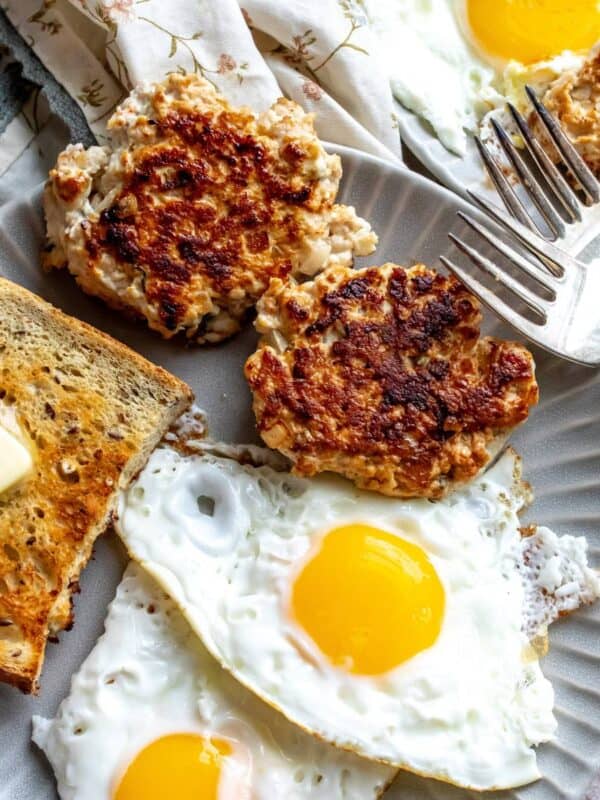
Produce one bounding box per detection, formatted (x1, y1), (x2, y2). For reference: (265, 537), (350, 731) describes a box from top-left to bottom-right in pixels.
(441, 87), (600, 366)
(474, 85), (599, 242)
(441, 210), (556, 326)
(525, 85), (600, 205)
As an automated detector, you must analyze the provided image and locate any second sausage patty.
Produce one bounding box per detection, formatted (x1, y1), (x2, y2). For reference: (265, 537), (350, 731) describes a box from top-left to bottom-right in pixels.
(245, 263), (539, 498)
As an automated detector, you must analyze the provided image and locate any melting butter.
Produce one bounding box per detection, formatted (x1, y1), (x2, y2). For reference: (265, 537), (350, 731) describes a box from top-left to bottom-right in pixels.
(0, 426), (33, 494)
(0, 405), (34, 494)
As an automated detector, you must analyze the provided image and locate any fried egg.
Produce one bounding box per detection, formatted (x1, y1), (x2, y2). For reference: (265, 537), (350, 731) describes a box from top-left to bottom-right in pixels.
(115, 446), (600, 790)
(33, 563), (395, 800)
(365, 0), (597, 154)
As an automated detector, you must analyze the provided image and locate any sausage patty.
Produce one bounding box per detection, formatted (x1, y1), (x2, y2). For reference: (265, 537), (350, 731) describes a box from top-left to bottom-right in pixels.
(44, 74), (376, 343)
(245, 263), (539, 498)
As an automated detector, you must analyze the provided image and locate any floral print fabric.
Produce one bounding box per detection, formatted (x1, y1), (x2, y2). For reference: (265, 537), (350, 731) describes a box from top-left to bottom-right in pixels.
(2, 0), (401, 168)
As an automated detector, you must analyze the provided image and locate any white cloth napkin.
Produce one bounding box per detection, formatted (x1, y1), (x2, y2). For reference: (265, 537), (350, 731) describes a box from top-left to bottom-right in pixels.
(2, 0), (401, 176)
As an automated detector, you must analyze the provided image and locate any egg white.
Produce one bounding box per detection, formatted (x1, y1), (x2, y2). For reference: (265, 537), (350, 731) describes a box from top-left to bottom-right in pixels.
(32, 562), (395, 800)
(114, 445), (599, 789)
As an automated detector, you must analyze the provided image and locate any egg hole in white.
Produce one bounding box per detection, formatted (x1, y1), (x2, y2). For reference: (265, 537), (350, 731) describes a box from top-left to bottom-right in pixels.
(163, 464), (248, 555)
(196, 495), (215, 517)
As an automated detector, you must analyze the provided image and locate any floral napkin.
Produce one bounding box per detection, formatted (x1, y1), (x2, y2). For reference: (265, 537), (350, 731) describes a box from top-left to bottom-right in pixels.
(1, 0), (401, 183)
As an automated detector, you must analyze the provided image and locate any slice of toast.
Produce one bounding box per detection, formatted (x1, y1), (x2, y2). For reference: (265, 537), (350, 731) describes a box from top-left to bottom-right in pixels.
(0, 278), (192, 692)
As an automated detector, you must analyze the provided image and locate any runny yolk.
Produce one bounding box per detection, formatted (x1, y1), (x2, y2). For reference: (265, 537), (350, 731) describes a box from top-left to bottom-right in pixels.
(466, 0), (600, 65)
(113, 733), (232, 800)
(290, 524), (445, 675)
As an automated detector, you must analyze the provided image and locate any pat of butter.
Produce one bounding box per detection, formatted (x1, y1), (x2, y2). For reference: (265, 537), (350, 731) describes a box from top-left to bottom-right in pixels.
(0, 425), (33, 494)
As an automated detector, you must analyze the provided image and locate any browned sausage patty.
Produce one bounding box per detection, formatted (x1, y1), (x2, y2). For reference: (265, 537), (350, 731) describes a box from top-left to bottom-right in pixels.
(245, 263), (538, 498)
(44, 74), (376, 344)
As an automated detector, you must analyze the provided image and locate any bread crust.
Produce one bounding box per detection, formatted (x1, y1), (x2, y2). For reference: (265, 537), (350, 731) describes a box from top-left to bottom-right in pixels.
(0, 278), (192, 692)
(245, 263), (538, 498)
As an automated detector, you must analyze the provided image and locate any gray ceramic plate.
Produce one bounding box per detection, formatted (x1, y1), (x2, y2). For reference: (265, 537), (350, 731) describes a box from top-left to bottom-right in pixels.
(0, 146), (599, 800)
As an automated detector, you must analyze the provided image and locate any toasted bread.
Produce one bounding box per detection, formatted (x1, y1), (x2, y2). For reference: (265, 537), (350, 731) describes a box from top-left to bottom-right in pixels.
(0, 278), (192, 692)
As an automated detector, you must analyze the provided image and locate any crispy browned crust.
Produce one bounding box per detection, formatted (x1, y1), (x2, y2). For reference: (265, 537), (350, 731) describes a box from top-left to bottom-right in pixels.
(45, 75), (374, 344)
(0, 278), (192, 692)
(245, 263), (538, 498)
(87, 110), (305, 337)
(537, 46), (600, 177)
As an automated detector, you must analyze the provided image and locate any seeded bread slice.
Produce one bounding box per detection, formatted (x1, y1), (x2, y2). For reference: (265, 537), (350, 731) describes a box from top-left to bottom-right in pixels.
(0, 277), (192, 692)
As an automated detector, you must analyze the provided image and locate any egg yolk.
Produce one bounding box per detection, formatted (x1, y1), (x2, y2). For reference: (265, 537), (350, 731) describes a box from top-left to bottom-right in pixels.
(466, 0), (600, 64)
(113, 734), (232, 800)
(290, 524), (445, 675)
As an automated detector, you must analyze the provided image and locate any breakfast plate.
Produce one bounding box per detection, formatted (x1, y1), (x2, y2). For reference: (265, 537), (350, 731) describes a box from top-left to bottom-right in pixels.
(0, 145), (599, 800)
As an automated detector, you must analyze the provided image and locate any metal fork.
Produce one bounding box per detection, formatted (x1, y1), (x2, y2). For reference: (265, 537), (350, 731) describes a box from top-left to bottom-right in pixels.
(441, 87), (600, 366)
(472, 86), (600, 251)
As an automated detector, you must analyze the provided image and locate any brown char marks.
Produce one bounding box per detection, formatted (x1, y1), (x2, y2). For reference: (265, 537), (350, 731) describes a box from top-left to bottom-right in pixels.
(86, 107), (315, 333)
(246, 264), (538, 496)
